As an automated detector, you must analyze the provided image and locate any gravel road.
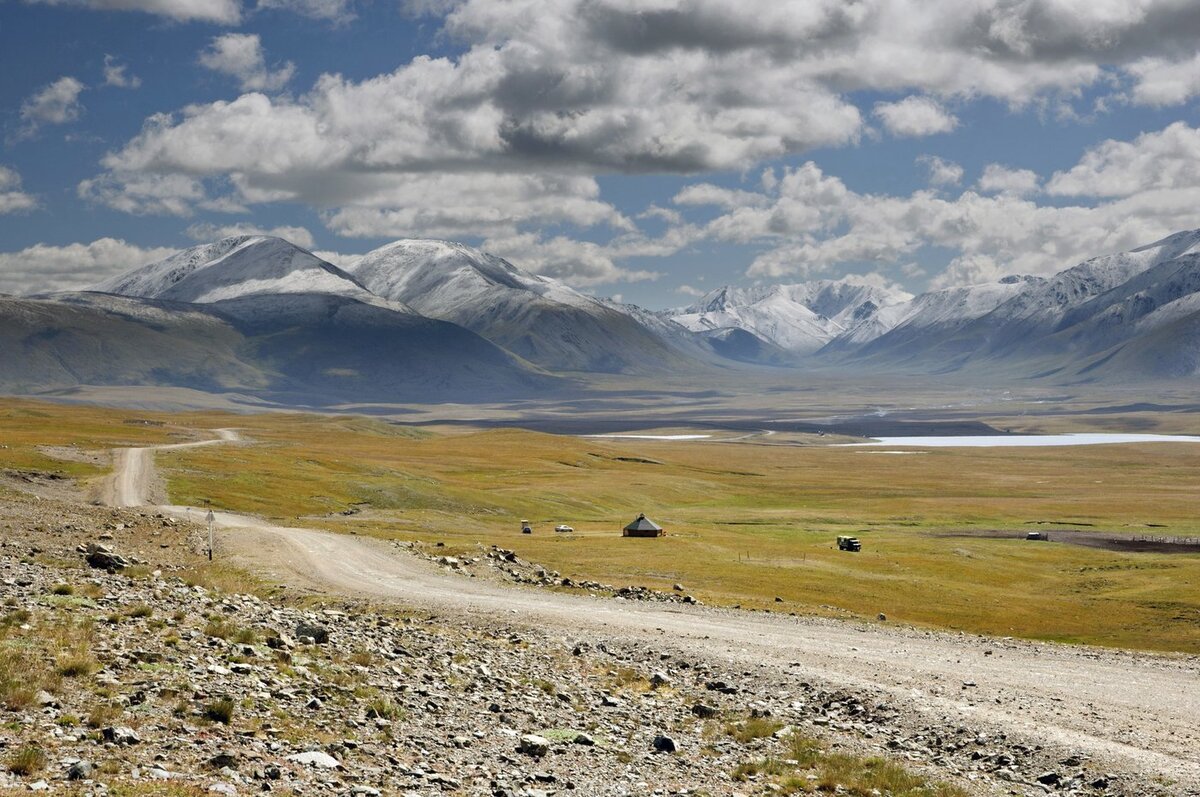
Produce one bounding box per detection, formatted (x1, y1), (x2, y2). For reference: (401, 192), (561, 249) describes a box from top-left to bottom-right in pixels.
(103, 432), (1200, 793)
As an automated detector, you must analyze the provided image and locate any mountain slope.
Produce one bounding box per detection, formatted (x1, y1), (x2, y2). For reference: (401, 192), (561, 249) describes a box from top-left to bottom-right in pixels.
(347, 239), (693, 374)
(0, 291), (554, 403)
(94, 236), (382, 306)
(0, 293), (265, 394)
(829, 230), (1200, 378)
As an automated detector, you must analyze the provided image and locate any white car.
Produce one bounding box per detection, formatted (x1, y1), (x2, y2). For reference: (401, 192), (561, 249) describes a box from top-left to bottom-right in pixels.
(554, 524), (574, 533)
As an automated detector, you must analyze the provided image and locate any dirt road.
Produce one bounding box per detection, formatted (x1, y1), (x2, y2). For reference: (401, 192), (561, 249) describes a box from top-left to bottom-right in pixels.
(108, 432), (1200, 793)
(98, 429), (240, 507)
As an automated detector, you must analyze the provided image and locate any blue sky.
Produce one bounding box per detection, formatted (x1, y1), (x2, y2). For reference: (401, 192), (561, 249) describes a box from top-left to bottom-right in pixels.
(2, 0), (1200, 308)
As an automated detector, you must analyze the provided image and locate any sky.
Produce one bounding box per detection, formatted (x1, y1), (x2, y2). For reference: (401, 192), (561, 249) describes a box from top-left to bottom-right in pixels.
(2, 0), (1200, 309)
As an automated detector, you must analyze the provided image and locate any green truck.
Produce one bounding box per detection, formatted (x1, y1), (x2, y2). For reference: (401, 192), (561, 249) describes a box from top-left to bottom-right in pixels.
(837, 535), (862, 552)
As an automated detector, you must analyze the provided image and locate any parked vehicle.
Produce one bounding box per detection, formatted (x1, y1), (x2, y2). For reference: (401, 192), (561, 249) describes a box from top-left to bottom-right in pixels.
(554, 524), (574, 533)
(837, 535), (862, 552)
(521, 519), (533, 534)
(1025, 532), (1046, 541)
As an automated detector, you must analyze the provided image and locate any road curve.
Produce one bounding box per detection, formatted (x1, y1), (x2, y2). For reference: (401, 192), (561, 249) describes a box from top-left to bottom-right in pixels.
(106, 432), (1200, 793)
(99, 429), (240, 507)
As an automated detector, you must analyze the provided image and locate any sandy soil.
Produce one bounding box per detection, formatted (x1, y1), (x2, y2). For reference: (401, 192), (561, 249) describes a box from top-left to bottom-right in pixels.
(103, 431), (1200, 793)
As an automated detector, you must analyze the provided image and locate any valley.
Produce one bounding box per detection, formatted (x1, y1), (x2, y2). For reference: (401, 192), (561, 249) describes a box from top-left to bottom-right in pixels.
(2, 231), (1200, 795)
(2, 396), (1199, 796)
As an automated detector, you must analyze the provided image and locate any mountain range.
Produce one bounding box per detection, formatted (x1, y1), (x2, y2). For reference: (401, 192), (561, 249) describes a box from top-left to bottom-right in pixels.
(2, 229), (1199, 405)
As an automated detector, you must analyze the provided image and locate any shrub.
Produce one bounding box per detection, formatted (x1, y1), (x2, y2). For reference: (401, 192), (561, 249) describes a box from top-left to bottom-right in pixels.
(366, 697), (400, 720)
(203, 697), (235, 725)
(57, 652), (98, 678)
(126, 604), (153, 619)
(51, 584), (74, 596)
(7, 745), (46, 776)
(86, 702), (123, 728)
(726, 715), (782, 743)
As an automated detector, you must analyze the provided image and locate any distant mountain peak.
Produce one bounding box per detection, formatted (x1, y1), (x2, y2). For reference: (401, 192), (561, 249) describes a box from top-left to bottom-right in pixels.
(94, 235), (383, 307)
(672, 276), (911, 353)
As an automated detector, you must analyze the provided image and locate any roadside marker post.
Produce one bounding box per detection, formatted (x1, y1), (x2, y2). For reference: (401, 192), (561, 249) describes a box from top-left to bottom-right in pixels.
(206, 510), (215, 560)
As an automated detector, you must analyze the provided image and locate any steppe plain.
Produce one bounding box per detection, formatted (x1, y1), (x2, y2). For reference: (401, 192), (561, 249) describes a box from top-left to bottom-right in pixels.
(1, 378), (1198, 796)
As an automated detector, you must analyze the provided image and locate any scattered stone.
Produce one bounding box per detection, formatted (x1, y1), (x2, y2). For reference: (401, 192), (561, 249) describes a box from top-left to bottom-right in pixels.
(518, 734), (551, 757)
(295, 621), (329, 644)
(285, 751), (341, 769)
(66, 761), (92, 781)
(85, 542), (129, 571)
(102, 726), (141, 745)
(652, 735), (677, 753)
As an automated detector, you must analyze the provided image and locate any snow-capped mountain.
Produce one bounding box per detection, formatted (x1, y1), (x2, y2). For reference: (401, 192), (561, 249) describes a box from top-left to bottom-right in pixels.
(8, 228), (1200, 405)
(347, 239), (693, 374)
(61, 236), (557, 403)
(837, 230), (1200, 378)
(671, 280), (913, 353)
(94, 236), (383, 307)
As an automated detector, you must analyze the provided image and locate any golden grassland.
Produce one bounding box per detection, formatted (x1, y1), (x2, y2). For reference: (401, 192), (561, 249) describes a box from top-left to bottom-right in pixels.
(2, 399), (1198, 654)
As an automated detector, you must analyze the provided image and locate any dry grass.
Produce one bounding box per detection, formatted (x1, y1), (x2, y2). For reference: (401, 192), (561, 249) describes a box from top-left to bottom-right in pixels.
(4, 397), (1199, 653)
(6, 745), (46, 776)
(203, 697), (236, 725)
(733, 734), (968, 796)
(161, 413), (1200, 652)
(726, 715), (783, 743)
(86, 702), (124, 729)
(56, 651), (98, 677)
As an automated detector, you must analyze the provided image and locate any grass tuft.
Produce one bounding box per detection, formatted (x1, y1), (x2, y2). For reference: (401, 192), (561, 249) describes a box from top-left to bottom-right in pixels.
(203, 697), (235, 725)
(6, 745), (46, 776)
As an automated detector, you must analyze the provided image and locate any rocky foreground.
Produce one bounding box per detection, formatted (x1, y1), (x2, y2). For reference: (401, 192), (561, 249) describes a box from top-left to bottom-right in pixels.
(0, 486), (1179, 797)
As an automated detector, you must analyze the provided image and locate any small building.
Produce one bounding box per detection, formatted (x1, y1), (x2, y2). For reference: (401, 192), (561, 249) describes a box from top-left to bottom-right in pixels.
(623, 513), (664, 538)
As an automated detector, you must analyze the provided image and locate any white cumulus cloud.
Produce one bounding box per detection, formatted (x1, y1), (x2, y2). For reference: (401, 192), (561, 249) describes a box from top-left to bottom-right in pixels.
(0, 166), (39, 214)
(0, 239), (177, 296)
(103, 55), (141, 89)
(873, 96), (958, 137)
(23, 0), (242, 24)
(199, 34), (294, 92)
(978, 164), (1040, 196)
(19, 77), (85, 137)
(1126, 51), (1200, 106)
(1046, 121), (1200, 198)
(917, 155), (964, 187)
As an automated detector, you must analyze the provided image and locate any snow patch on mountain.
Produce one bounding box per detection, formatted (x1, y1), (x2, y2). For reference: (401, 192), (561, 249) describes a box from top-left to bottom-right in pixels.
(348, 239), (598, 314)
(95, 236), (383, 307)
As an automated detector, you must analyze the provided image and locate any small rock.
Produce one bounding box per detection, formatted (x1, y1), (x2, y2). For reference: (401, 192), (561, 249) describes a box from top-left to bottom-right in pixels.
(102, 726), (141, 745)
(652, 735), (677, 753)
(295, 621), (329, 644)
(66, 761), (93, 781)
(285, 751), (341, 769)
(650, 671), (671, 688)
(85, 543), (130, 572)
(690, 703), (717, 718)
(573, 733), (595, 746)
(518, 734), (551, 757)
(1036, 772), (1061, 786)
(207, 752), (238, 770)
